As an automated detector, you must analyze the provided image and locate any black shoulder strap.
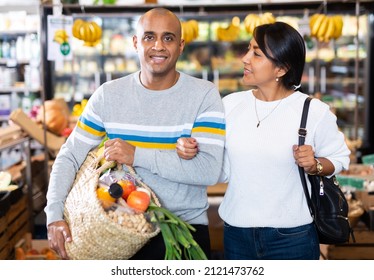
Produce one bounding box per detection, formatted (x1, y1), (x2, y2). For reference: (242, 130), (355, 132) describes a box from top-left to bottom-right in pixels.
(298, 97), (312, 146)
(298, 97), (314, 217)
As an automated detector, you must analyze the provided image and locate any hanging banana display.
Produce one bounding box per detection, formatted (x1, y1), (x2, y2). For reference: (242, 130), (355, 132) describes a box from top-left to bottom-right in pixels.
(244, 12), (276, 35)
(309, 14), (344, 42)
(72, 18), (102, 47)
(181, 20), (199, 44)
(216, 16), (241, 42)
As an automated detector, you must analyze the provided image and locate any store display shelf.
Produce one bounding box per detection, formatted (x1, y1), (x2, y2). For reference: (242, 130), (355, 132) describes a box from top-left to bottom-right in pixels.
(0, 86), (41, 93)
(0, 29), (37, 36)
(0, 58), (34, 65)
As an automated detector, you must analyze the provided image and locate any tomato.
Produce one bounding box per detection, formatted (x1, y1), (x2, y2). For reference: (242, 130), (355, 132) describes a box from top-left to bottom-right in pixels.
(117, 179), (136, 200)
(127, 191), (150, 212)
(60, 127), (73, 137)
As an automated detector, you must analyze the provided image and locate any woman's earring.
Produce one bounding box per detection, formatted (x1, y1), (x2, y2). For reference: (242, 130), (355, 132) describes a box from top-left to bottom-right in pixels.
(276, 77), (279, 82)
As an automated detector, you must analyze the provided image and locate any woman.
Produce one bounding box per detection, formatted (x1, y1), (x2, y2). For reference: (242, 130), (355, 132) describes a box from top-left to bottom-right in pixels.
(177, 21), (350, 260)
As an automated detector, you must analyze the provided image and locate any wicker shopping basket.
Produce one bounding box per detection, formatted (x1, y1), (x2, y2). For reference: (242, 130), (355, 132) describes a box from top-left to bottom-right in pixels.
(63, 148), (161, 260)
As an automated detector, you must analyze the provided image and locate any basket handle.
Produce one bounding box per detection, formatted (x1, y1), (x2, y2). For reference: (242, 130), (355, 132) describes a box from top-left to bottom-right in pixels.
(92, 148), (161, 206)
(94, 152), (137, 177)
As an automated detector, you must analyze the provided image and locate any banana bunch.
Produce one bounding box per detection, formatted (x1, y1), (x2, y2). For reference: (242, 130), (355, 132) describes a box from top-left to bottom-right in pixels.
(53, 29), (69, 45)
(71, 99), (88, 117)
(244, 12), (276, 35)
(181, 20), (199, 44)
(72, 19), (102, 47)
(309, 14), (344, 42)
(216, 16), (241, 42)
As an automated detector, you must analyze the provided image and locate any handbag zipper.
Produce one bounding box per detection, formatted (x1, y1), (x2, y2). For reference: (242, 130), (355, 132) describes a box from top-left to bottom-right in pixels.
(319, 176), (324, 195)
(337, 215), (348, 220)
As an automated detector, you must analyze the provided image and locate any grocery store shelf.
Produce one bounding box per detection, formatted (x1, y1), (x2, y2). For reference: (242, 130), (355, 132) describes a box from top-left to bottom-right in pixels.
(0, 1), (39, 14)
(0, 87), (42, 93)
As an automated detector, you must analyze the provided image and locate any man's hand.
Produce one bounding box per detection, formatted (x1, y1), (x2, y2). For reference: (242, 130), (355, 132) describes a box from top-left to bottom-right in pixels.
(104, 138), (136, 165)
(47, 220), (72, 260)
(176, 137), (198, 160)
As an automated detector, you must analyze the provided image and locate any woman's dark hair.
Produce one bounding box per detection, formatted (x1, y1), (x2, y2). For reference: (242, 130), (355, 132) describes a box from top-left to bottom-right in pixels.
(253, 21), (306, 90)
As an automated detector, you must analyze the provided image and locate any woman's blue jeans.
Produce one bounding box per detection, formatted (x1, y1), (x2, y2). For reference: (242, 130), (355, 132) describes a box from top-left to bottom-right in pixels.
(223, 222), (320, 260)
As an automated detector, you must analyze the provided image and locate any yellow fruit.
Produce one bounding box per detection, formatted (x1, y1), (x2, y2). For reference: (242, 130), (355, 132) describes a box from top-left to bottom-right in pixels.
(72, 19), (84, 39)
(217, 16), (241, 42)
(244, 13), (261, 34)
(81, 99), (88, 109)
(90, 21), (102, 39)
(96, 145), (116, 168)
(232, 16), (240, 27)
(331, 15), (343, 39)
(316, 15), (329, 39)
(72, 104), (82, 116)
(309, 14), (320, 34)
(96, 185), (116, 209)
(261, 12), (275, 24)
(323, 17), (335, 42)
(81, 22), (92, 42)
(189, 20), (199, 39)
(96, 146), (107, 166)
(181, 20), (199, 44)
(310, 14), (326, 37)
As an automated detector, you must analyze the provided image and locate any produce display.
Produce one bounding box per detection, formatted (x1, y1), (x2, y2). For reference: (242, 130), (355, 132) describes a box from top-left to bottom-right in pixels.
(0, 171), (17, 191)
(71, 99), (88, 117)
(36, 99), (70, 136)
(216, 16), (241, 42)
(244, 12), (276, 35)
(95, 143), (207, 260)
(72, 19), (102, 47)
(0, 171), (11, 188)
(181, 19), (199, 44)
(309, 14), (343, 42)
(15, 246), (58, 260)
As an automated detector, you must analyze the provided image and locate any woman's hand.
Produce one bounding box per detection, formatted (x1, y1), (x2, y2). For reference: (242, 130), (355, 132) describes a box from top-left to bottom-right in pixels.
(176, 137), (198, 160)
(293, 144), (316, 174)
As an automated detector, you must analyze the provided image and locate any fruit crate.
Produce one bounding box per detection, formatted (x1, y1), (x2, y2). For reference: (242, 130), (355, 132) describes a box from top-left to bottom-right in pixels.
(14, 233), (58, 260)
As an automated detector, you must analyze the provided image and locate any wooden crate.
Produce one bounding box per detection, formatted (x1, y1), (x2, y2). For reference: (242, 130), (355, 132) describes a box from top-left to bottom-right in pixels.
(0, 195), (30, 259)
(327, 228), (374, 259)
(0, 215), (9, 259)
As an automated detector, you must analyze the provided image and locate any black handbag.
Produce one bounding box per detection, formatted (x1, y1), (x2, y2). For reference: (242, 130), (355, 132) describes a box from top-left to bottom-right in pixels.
(297, 97), (355, 245)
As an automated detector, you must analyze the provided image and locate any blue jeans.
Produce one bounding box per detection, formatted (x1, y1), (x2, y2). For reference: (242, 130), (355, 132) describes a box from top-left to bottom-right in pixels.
(223, 222), (320, 260)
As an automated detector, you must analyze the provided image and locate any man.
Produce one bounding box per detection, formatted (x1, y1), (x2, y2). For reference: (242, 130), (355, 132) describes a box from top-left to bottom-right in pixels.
(45, 8), (225, 259)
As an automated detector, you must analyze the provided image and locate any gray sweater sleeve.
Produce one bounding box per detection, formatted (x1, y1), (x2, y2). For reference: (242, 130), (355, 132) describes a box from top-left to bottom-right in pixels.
(134, 87), (225, 186)
(45, 88), (105, 225)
